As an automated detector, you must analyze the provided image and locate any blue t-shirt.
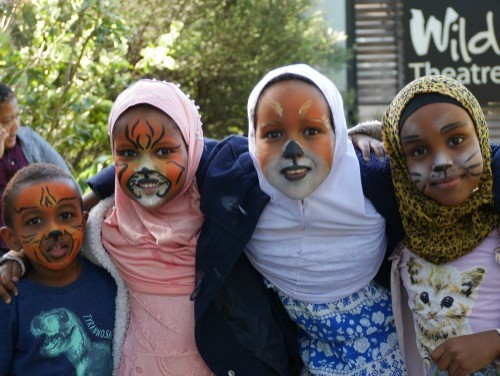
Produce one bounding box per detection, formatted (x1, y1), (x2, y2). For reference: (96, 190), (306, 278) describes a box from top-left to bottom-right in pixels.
(0, 257), (117, 376)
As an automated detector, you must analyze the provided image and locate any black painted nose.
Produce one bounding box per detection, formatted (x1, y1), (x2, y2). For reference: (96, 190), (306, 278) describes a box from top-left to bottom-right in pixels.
(48, 230), (63, 240)
(432, 163), (452, 173)
(139, 167), (155, 177)
(282, 140), (304, 159)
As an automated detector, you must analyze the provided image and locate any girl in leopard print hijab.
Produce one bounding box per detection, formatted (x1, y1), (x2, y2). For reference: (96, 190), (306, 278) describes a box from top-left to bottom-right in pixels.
(382, 75), (500, 375)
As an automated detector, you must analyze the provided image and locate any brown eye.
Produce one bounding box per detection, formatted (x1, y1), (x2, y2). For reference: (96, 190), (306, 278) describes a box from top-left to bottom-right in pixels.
(117, 149), (137, 157)
(265, 130), (281, 139)
(60, 212), (73, 220)
(449, 136), (464, 146)
(27, 217), (42, 226)
(304, 128), (320, 136)
(411, 146), (427, 157)
(157, 148), (172, 156)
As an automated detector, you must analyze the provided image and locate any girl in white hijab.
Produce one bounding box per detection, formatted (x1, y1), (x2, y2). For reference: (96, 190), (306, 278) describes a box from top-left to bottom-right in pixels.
(245, 64), (406, 375)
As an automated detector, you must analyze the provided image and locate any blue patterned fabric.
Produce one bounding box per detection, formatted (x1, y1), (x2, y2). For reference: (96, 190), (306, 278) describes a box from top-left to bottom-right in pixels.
(276, 282), (406, 376)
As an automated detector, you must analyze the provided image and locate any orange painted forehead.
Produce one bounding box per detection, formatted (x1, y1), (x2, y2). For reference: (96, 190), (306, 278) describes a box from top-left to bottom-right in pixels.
(14, 179), (80, 213)
(113, 105), (181, 136)
(256, 80), (332, 127)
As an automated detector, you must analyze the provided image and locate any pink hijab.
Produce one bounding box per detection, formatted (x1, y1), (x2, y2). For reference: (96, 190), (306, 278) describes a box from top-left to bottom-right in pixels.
(102, 79), (204, 295)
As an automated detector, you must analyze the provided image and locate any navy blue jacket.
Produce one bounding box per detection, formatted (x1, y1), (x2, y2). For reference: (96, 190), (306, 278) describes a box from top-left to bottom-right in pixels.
(88, 137), (302, 375)
(193, 136), (302, 375)
(88, 138), (500, 376)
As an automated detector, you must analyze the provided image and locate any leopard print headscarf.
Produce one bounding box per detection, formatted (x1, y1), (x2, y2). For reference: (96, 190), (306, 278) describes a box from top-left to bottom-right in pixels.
(382, 75), (499, 264)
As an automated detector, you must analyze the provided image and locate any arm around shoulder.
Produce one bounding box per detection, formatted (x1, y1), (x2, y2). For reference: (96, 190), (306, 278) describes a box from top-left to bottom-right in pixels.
(86, 164), (116, 200)
(0, 250), (27, 303)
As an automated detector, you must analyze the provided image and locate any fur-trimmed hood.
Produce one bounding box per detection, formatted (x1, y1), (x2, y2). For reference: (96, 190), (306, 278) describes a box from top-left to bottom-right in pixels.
(82, 196), (129, 374)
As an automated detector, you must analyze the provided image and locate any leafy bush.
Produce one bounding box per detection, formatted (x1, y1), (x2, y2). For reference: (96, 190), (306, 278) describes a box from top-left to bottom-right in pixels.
(0, 0), (347, 190)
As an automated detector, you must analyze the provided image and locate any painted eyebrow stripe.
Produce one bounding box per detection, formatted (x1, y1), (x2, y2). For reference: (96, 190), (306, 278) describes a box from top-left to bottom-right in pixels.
(130, 118), (140, 136)
(258, 121), (279, 128)
(165, 144), (181, 150)
(308, 118), (326, 124)
(298, 99), (313, 116)
(58, 196), (78, 204)
(124, 120), (141, 149)
(14, 205), (38, 214)
(272, 101), (283, 117)
(322, 115), (330, 126)
(150, 123), (166, 149)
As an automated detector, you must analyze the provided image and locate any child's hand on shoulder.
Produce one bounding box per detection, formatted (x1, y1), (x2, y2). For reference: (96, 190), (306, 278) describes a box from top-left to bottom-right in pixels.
(431, 330), (500, 376)
(0, 250), (26, 303)
(348, 120), (385, 161)
(350, 134), (385, 161)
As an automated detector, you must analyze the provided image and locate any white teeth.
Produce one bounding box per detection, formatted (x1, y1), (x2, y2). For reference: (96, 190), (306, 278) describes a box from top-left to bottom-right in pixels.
(286, 168), (307, 175)
(140, 183), (159, 188)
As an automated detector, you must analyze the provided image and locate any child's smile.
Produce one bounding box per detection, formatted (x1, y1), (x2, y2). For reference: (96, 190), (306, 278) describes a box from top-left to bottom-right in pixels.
(278, 140), (312, 181)
(126, 168), (171, 200)
(39, 230), (74, 260)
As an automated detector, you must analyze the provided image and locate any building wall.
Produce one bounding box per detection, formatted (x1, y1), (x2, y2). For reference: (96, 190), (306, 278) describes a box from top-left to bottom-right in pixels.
(318, 0), (500, 141)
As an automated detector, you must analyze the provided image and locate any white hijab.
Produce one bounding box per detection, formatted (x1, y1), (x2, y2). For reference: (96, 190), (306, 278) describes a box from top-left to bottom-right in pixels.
(246, 64), (387, 303)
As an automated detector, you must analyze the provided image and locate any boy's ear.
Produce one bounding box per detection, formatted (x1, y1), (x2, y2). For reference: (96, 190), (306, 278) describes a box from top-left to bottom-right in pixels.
(81, 211), (89, 236)
(0, 227), (22, 251)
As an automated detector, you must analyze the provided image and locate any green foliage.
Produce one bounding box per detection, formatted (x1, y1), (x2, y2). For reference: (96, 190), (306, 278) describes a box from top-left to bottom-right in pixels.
(0, 0), (130, 188)
(128, 0), (348, 139)
(0, 0), (348, 189)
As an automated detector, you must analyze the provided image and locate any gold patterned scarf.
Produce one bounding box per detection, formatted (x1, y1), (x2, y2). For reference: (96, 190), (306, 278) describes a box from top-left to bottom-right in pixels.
(382, 75), (499, 264)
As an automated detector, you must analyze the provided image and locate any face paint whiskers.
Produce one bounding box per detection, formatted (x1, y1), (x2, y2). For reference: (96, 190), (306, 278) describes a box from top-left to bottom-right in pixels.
(463, 150), (483, 177)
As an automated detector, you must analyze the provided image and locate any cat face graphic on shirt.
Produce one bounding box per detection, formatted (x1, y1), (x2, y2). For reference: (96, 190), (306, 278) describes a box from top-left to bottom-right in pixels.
(406, 256), (485, 363)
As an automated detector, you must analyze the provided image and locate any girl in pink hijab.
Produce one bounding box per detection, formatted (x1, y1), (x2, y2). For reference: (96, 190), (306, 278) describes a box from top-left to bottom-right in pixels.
(86, 79), (212, 375)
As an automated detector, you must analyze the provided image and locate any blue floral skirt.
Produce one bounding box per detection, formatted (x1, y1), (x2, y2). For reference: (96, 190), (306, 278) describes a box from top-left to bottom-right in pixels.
(275, 281), (406, 375)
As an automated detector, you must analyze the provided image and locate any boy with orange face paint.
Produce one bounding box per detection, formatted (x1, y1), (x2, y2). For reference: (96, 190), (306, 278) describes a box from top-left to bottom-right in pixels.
(0, 163), (128, 376)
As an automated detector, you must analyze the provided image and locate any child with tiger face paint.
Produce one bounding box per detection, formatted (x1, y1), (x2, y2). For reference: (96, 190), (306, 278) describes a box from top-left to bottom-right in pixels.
(1, 164), (86, 283)
(0, 163), (125, 375)
(382, 75), (500, 375)
(96, 79), (212, 375)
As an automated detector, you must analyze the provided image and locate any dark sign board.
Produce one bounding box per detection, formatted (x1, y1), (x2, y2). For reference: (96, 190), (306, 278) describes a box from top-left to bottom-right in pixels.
(403, 1), (499, 103)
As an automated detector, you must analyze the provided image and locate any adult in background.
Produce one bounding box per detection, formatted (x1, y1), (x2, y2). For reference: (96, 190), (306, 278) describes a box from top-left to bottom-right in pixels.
(0, 82), (70, 255)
